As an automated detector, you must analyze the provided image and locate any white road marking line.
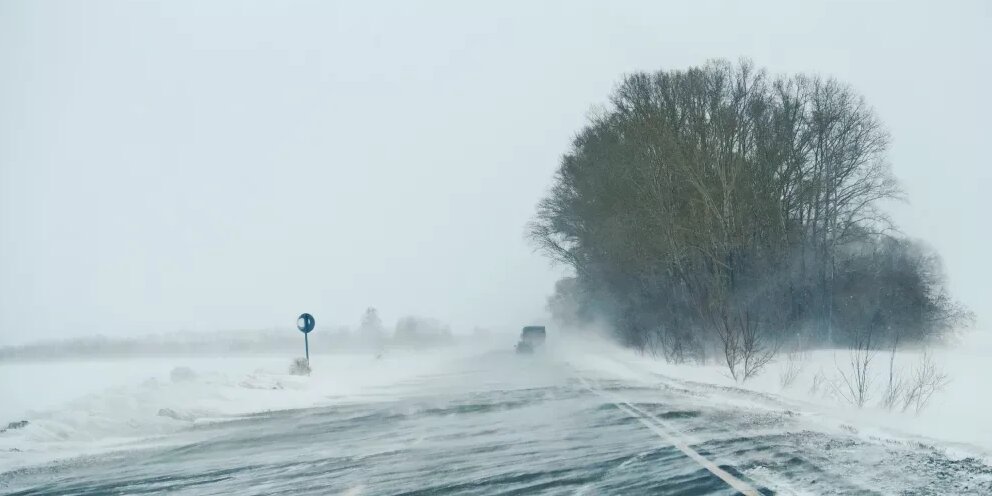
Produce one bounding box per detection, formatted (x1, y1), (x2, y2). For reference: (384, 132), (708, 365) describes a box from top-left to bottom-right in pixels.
(577, 375), (762, 496)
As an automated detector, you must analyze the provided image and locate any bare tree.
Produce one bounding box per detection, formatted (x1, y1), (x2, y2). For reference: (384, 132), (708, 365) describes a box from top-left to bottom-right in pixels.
(810, 367), (828, 396)
(834, 328), (876, 408)
(880, 335), (905, 410)
(714, 308), (778, 381)
(740, 311), (778, 381)
(657, 326), (699, 365)
(358, 307), (387, 352)
(779, 351), (803, 389)
(901, 351), (949, 414)
(715, 311), (743, 381)
(880, 360), (906, 410)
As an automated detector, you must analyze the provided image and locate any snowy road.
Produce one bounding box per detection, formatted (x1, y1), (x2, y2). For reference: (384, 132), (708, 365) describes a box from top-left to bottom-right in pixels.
(2, 348), (991, 495)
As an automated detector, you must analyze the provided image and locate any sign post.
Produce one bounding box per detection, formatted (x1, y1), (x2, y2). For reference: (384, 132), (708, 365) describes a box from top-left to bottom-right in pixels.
(297, 313), (315, 368)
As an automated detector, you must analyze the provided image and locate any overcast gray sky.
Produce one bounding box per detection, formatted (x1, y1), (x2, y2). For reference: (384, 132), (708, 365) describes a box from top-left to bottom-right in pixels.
(1, 0), (989, 345)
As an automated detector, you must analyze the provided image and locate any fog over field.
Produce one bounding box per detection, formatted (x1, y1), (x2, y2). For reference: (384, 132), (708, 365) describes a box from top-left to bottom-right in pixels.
(1, 0), (990, 347)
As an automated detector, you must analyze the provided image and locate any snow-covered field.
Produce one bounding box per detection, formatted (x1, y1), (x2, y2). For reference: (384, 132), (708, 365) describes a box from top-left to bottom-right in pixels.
(0, 348), (466, 471)
(565, 329), (992, 458)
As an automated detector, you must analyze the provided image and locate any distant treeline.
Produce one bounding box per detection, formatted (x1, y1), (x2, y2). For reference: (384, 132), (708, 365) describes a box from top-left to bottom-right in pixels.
(0, 310), (472, 361)
(531, 59), (970, 359)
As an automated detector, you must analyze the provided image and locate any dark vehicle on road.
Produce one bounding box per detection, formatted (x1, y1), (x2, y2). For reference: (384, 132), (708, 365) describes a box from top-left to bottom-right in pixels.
(514, 326), (546, 354)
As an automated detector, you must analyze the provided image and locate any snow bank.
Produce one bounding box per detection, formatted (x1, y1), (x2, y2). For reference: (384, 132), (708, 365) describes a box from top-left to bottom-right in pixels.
(561, 330), (992, 458)
(0, 348), (471, 471)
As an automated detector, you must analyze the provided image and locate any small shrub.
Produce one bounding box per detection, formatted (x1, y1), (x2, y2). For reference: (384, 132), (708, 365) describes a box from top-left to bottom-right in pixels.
(716, 309), (777, 382)
(833, 330), (876, 408)
(809, 368), (828, 396)
(901, 351), (949, 414)
(740, 312), (777, 381)
(881, 373), (906, 410)
(779, 352), (803, 390)
(289, 357), (311, 376)
(880, 349), (905, 411)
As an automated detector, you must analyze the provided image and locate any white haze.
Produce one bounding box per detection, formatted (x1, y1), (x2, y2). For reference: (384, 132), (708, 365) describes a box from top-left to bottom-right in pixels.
(1, 0), (989, 346)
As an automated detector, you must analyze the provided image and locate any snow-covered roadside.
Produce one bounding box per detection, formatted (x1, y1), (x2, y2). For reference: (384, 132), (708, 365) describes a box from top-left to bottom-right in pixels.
(559, 330), (992, 459)
(0, 347), (473, 471)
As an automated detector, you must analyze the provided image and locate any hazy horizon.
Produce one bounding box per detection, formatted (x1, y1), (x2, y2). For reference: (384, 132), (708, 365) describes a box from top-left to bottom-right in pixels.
(2, 0), (990, 346)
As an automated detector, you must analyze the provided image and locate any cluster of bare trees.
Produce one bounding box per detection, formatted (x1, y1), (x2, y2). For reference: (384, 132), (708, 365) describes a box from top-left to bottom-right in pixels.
(393, 315), (454, 348)
(531, 59), (969, 378)
(819, 337), (949, 413)
(875, 348), (949, 413)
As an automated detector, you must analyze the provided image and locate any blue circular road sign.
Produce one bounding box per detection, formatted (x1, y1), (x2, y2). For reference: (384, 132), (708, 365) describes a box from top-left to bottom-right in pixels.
(297, 313), (315, 334)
